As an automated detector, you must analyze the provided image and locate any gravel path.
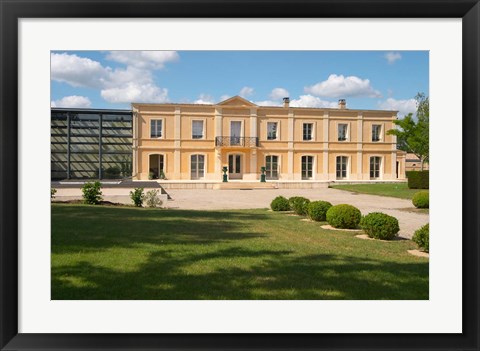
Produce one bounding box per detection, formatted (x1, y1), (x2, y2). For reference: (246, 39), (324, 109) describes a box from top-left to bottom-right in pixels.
(164, 188), (428, 239)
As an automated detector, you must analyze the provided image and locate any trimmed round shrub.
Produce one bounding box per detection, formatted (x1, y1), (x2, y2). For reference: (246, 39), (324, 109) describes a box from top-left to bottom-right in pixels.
(326, 204), (362, 229)
(412, 223), (429, 252)
(307, 201), (333, 222)
(288, 196), (302, 210)
(289, 196), (311, 216)
(360, 212), (400, 240)
(270, 196), (290, 211)
(412, 191), (429, 208)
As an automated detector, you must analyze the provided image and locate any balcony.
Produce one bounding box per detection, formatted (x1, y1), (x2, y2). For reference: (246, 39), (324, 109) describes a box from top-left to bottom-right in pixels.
(215, 136), (259, 147)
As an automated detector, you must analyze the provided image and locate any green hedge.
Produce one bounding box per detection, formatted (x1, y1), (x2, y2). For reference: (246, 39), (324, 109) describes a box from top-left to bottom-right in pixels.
(412, 191), (429, 208)
(289, 196), (310, 216)
(326, 204), (362, 229)
(360, 212), (399, 240)
(288, 197), (303, 210)
(406, 170), (429, 189)
(412, 223), (429, 252)
(307, 201), (333, 222)
(270, 196), (290, 211)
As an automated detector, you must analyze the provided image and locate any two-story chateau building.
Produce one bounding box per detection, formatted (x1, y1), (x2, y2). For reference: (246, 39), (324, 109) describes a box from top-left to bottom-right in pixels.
(132, 96), (406, 182)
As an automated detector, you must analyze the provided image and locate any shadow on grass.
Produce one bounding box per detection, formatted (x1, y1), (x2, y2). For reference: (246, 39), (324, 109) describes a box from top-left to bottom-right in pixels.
(52, 249), (428, 300)
(52, 205), (268, 254)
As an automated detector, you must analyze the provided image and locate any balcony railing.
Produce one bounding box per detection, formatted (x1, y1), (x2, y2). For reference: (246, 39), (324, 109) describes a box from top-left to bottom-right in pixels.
(215, 136), (259, 147)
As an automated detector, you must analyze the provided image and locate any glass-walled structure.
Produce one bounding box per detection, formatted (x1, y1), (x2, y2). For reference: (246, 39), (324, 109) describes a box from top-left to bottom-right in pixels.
(51, 108), (133, 180)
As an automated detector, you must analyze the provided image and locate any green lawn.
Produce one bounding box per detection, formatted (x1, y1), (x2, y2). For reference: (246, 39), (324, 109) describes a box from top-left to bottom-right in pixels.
(329, 183), (420, 200)
(51, 204), (428, 300)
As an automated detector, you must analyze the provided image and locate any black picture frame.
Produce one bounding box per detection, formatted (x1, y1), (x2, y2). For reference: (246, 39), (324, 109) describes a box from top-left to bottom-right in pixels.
(1, 1), (479, 350)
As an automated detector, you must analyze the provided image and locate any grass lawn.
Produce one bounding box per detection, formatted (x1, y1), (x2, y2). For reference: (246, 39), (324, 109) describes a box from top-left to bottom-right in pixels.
(329, 183), (421, 200)
(52, 204), (428, 300)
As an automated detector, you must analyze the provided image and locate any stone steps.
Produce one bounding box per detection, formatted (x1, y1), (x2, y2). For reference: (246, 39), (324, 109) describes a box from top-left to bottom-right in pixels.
(213, 182), (277, 190)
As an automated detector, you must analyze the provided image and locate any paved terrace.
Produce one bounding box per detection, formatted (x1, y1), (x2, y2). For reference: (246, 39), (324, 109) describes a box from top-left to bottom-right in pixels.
(53, 183), (428, 240)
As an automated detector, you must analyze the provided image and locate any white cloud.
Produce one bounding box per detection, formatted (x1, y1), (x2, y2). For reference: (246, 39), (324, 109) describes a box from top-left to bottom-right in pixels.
(219, 95), (231, 101)
(51, 52), (174, 105)
(254, 100), (282, 107)
(384, 52), (402, 64)
(290, 95), (338, 108)
(305, 74), (382, 98)
(51, 53), (108, 88)
(269, 88), (290, 100)
(51, 95), (92, 108)
(106, 51), (179, 70)
(102, 66), (153, 87)
(239, 86), (254, 98)
(194, 94), (215, 104)
(378, 98), (417, 117)
(101, 83), (168, 103)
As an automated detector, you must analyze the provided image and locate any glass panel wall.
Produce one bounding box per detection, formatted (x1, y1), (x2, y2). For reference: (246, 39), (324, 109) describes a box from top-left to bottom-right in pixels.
(51, 109), (133, 180)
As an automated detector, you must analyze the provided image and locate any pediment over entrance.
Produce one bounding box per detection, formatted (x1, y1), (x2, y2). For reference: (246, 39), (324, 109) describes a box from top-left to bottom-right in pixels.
(217, 95), (257, 107)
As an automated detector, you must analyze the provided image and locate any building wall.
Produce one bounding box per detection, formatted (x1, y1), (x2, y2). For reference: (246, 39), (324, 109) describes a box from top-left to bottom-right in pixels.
(132, 97), (405, 181)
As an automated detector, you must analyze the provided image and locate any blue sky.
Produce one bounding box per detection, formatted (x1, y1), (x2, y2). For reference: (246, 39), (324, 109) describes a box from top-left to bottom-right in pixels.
(51, 50), (428, 116)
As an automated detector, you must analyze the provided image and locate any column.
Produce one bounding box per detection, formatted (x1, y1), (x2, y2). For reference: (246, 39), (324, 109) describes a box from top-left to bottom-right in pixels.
(357, 112), (363, 180)
(174, 107), (181, 179)
(250, 108), (258, 177)
(391, 132), (397, 180)
(323, 112), (329, 179)
(215, 107), (223, 178)
(288, 110), (294, 180)
(215, 107), (223, 138)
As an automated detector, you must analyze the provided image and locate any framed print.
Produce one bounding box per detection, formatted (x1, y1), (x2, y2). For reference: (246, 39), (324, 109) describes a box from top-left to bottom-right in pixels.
(1, 0), (479, 350)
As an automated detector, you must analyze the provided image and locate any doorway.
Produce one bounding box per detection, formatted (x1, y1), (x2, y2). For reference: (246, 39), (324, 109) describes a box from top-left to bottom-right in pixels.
(301, 156), (313, 180)
(228, 154), (242, 179)
(149, 154), (164, 179)
(191, 154), (205, 180)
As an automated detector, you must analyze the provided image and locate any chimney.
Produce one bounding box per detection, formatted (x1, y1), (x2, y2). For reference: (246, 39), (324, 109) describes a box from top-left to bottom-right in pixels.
(338, 99), (346, 109)
(283, 97), (290, 108)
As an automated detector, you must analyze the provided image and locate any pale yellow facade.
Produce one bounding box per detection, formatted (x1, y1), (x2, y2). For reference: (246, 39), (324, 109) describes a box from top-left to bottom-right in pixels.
(132, 96), (406, 181)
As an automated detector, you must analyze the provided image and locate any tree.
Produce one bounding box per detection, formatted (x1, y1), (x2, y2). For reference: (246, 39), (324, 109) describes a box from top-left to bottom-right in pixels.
(387, 93), (429, 170)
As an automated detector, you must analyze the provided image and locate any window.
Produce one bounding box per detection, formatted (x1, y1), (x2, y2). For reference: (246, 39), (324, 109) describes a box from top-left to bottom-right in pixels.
(370, 156), (381, 179)
(230, 121), (242, 145)
(192, 120), (204, 139)
(267, 122), (278, 140)
(372, 124), (382, 142)
(265, 155), (279, 179)
(336, 156), (348, 179)
(301, 156), (313, 179)
(338, 124), (348, 141)
(150, 119), (162, 138)
(191, 154), (205, 180)
(303, 123), (313, 141)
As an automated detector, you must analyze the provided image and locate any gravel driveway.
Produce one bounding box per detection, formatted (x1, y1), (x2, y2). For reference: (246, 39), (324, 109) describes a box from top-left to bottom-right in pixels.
(164, 188), (428, 239)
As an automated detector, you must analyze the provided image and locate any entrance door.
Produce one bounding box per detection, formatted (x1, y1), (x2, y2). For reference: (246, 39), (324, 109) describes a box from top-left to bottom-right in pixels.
(149, 154), (164, 179)
(230, 121), (242, 146)
(191, 154), (205, 180)
(266, 155), (279, 180)
(228, 154), (242, 179)
(336, 156), (348, 179)
(370, 156), (381, 179)
(301, 156), (313, 180)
